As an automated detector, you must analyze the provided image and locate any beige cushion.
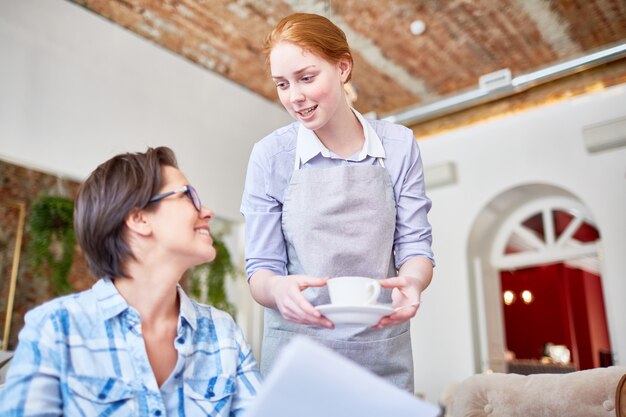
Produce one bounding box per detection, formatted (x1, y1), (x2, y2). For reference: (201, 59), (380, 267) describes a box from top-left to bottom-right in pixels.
(617, 373), (626, 417)
(448, 366), (626, 417)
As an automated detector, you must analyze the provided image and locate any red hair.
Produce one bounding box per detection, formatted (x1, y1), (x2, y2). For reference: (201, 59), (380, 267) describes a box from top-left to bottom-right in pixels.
(263, 13), (353, 82)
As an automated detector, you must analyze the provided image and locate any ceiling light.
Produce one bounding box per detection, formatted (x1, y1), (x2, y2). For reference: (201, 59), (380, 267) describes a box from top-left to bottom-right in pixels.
(410, 20), (426, 36)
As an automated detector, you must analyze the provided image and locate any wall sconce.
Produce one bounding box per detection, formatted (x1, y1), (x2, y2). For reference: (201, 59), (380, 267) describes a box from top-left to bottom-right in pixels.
(503, 290), (534, 305)
(503, 290), (516, 305)
(521, 290), (534, 304)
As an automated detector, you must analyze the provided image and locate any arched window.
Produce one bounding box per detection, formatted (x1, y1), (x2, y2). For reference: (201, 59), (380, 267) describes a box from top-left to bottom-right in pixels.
(491, 197), (600, 271)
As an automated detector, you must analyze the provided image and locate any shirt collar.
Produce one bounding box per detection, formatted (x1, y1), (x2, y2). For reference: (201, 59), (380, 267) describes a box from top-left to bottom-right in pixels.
(94, 278), (130, 320)
(177, 285), (198, 331)
(297, 108), (386, 164)
(94, 278), (197, 330)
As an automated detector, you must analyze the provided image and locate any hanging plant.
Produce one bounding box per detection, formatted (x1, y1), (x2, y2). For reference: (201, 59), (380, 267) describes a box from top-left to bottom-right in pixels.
(28, 196), (75, 295)
(188, 234), (237, 317)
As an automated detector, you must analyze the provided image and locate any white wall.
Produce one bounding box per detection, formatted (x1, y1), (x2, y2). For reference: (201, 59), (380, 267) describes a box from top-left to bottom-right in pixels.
(413, 83), (626, 402)
(0, 0), (291, 221)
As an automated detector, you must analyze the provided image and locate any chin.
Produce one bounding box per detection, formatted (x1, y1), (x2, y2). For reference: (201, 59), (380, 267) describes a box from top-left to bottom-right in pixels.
(205, 249), (217, 263)
(301, 119), (326, 133)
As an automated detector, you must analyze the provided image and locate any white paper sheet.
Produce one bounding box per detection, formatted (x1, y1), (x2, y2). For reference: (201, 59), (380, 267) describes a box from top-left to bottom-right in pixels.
(244, 336), (441, 417)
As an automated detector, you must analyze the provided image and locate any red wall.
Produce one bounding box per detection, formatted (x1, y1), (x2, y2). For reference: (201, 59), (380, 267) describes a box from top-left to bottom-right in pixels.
(501, 264), (611, 369)
(569, 268), (612, 368)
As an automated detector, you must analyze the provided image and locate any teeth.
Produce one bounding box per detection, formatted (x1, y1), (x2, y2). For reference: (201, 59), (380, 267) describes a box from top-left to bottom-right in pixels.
(299, 106), (316, 116)
(196, 229), (210, 235)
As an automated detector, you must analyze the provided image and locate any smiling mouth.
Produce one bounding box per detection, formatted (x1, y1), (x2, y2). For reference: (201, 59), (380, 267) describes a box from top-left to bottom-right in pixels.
(297, 105), (317, 117)
(195, 229), (210, 235)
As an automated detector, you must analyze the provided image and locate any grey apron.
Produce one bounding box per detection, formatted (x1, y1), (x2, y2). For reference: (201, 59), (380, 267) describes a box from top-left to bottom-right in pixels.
(261, 126), (414, 391)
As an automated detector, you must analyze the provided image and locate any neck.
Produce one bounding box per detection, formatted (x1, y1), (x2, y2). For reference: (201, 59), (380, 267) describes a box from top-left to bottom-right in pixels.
(114, 261), (182, 326)
(314, 101), (364, 158)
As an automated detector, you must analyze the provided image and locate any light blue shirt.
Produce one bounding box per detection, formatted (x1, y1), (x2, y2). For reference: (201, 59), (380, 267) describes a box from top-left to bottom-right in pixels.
(241, 110), (434, 279)
(0, 279), (261, 417)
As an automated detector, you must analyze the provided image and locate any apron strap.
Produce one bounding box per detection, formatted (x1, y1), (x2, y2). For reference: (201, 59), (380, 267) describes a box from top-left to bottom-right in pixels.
(294, 138), (303, 171)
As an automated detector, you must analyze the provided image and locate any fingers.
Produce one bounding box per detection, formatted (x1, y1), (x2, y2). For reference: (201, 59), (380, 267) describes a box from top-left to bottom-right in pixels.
(379, 276), (405, 289)
(275, 275), (333, 328)
(381, 275), (421, 309)
(297, 276), (330, 291)
(373, 276), (422, 329)
(280, 299), (334, 328)
(372, 304), (419, 330)
(379, 275), (418, 289)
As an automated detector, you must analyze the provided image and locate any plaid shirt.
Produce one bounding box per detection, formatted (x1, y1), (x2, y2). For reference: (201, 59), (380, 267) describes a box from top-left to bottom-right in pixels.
(0, 279), (261, 416)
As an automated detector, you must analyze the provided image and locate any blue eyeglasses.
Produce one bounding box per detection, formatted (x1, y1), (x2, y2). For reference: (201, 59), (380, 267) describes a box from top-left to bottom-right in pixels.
(148, 185), (202, 211)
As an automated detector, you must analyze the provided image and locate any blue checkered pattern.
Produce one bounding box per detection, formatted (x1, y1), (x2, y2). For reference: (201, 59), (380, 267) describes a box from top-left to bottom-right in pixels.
(0, 279), (261, 416)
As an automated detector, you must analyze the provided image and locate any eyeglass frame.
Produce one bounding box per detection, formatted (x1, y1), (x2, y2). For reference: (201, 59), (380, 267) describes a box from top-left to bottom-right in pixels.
(147, 185), (202, 211)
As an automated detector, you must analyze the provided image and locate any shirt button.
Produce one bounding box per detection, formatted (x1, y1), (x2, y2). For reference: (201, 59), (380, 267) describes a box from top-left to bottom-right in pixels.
(154, 410), (162, 416)
(98, 393), (106, 400)
(176, 337), (185, 344)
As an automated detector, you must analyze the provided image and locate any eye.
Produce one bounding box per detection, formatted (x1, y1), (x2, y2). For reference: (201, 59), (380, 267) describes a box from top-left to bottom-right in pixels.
(301, 75), (315, 83)
(275, 81), (289, 90)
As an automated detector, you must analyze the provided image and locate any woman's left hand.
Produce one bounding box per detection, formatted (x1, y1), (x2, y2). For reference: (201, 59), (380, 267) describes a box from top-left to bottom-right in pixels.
(372, 275), (422, 329)
(372, 256), (433, 329)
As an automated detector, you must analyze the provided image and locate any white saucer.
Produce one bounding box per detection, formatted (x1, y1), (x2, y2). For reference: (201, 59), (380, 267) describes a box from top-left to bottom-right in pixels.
(316, 304), (394, 326)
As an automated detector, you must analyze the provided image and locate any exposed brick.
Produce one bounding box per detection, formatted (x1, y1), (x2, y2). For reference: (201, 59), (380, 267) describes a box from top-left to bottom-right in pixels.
(65, 0), (626, 116)
(0, 161), (93, 349)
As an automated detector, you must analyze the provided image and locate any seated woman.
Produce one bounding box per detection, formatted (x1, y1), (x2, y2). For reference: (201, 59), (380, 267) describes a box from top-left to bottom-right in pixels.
(0, 147), (261, 416)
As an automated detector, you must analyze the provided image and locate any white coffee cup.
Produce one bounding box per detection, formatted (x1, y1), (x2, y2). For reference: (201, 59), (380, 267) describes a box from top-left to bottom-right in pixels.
(327, 276), (381, 306)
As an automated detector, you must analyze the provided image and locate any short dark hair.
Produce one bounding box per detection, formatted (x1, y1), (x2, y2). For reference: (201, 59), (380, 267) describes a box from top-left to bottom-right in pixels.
(74, 146), (178, 279)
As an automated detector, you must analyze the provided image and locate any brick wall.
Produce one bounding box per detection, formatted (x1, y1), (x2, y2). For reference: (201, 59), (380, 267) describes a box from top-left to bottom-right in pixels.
(0, 160), (93, 350)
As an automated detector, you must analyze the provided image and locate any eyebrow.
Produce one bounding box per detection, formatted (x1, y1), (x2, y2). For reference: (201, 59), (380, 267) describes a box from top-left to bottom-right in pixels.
(272, 65), (317, 80)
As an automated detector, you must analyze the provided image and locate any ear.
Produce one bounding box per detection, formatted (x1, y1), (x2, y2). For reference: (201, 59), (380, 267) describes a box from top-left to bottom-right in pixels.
(125, 208), (152, 237)
(338, 57), (352, 83)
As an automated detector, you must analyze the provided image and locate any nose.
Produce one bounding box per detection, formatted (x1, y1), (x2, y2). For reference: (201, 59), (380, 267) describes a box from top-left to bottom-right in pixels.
(290, 85), (305, 104)
(199, 205), (213, 220)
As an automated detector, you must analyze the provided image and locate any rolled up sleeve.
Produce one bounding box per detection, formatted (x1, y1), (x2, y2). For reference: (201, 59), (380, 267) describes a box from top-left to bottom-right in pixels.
(392, 133), (435, 269)
(240, 143), (289, 279)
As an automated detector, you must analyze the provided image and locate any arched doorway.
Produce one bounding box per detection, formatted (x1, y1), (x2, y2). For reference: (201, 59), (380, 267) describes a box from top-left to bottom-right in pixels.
(467, 184), (611, 373)
(491, 197), (611, 371)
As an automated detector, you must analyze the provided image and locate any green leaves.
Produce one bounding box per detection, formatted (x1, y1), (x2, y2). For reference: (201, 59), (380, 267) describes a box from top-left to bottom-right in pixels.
(188, 235), (237, 317)
(28, 196), (75, 295)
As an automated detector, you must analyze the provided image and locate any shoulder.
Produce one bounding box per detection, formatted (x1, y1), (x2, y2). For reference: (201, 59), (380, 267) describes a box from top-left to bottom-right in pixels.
(23, 288), (97, 334)
(367, 118), (419, 162)
(252, 122), (299, 160)
(368, 118), (414, 142)
(246, 122), (298, 199)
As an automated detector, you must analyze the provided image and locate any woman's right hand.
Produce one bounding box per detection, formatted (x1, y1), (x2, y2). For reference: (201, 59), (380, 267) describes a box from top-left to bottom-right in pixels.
(273, 275), (334, 328)
(249, 270), (333, 328)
